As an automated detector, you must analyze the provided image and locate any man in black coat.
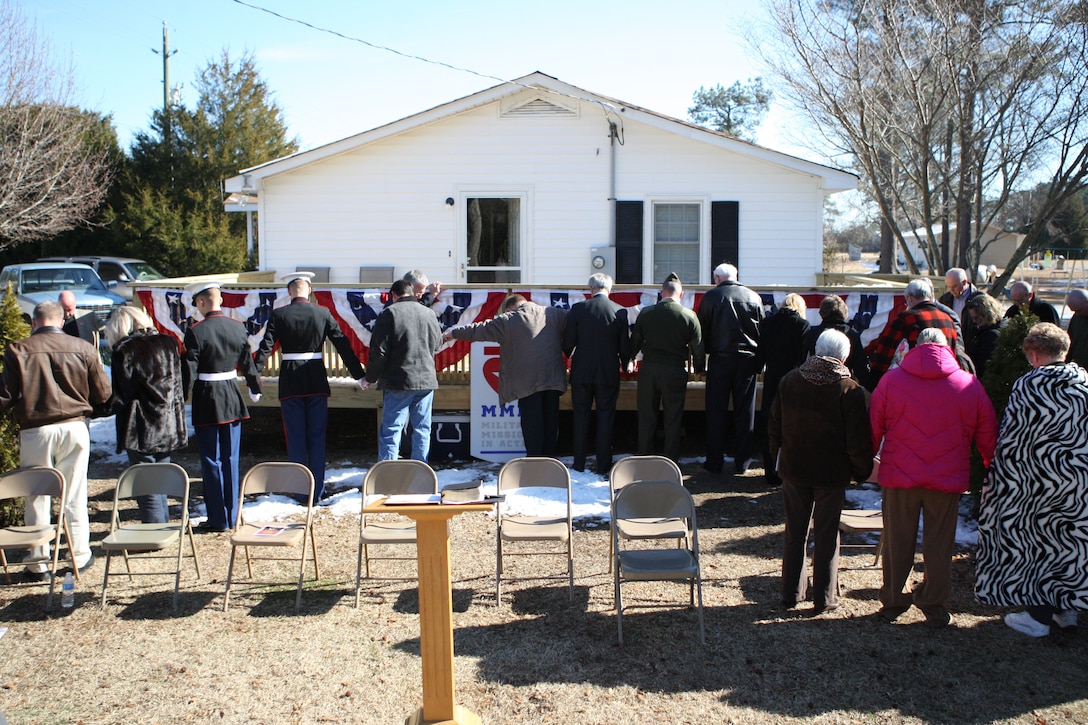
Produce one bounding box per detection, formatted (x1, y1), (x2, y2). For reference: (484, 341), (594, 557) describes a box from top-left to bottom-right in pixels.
(697, 263), (764, 474)
(562, 273), (631, 473)
(254, 272), (366, 503)
(182, 281), (262, 532)
(58, 290), (97, 345)
(1005, 280), (1060, 325)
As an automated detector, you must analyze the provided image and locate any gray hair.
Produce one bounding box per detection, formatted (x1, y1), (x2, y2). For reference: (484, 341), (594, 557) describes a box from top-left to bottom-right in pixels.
(906, 278), (934, 302)
(945, 267), (968, 283)
(588, 273), (613, 292)
(104, 306), (154, 347)
(713, 263), (738, 282)
(33, 300), (63, 326)
(815, 329), (851, 361)
(917, 327), (948, 346)
(403, 269), (428, 287)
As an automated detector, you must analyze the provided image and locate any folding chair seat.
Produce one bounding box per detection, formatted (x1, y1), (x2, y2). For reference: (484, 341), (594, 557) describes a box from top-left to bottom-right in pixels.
(223, 463), (319, 613)
(495, 457), (573, 603)
(613, 480), (704, 645)
(838, 509), (885, 566)
(100, 463), (200, 609)
(355, 459), (439, 606)
(608, 456), (688, 572)
(0, 467), (72, 610)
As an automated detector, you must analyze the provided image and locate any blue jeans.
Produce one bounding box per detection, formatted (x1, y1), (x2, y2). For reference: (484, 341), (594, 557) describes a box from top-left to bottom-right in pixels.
(196, 422), (241, 529)
(126, 449), (173, 524)
(379, 390), (434, 462)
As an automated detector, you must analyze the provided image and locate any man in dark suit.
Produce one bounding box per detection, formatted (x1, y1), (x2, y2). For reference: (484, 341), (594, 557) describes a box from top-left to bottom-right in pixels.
(58, 290), (97, 345)
(562, 273), (631, 473)
(254, 271), (366, 503)
(938, 267), (984, 348)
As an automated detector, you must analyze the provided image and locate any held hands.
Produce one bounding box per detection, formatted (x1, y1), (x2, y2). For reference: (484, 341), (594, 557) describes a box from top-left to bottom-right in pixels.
(358, 378), (370, 391)
(248, 391), (262, 403)
(427, 281), (442, 297)
(442, 330), (455, 343)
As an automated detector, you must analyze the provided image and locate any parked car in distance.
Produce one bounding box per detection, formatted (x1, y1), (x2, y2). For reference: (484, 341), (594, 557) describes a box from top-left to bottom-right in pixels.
(0, 262), (126, 326)
(37, 256), (165, 301)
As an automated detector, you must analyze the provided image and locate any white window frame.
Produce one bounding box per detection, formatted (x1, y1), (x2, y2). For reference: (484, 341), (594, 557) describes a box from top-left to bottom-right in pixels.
(457, 187), (533, 284)
(645, 196), (709, 285)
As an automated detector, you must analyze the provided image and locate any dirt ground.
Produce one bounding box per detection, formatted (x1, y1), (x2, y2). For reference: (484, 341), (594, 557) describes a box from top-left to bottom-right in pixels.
(1, 414), (1086, 725)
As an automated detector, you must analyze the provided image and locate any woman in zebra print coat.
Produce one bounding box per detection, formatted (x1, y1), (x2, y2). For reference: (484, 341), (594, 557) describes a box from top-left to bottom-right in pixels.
(976, 322), (1088, 637)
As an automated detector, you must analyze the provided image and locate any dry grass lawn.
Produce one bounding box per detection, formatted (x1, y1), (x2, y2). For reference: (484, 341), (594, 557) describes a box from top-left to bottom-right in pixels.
(1, 443), (1086, 725)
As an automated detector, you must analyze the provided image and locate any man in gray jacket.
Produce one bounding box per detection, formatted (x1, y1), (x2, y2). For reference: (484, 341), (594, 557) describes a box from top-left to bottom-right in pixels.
(365, 279), (443, 461)
(447, 294), (568, 457)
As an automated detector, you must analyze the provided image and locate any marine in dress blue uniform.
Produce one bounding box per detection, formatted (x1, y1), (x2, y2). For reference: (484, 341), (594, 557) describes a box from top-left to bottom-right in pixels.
(182, 281), (262, 532)
(253, 272), (366, 502)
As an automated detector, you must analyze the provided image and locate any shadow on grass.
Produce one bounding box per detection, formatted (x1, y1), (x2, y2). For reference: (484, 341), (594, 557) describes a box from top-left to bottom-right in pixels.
(113, 589), (220, 619)
(411, 577), (1088, 724)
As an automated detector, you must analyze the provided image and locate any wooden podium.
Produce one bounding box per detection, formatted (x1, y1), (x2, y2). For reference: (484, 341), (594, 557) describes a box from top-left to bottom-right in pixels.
(363, 500), (495, 725)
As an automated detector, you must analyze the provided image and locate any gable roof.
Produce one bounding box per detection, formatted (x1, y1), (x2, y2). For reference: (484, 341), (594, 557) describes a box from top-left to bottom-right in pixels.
(224, 72), (858, 193)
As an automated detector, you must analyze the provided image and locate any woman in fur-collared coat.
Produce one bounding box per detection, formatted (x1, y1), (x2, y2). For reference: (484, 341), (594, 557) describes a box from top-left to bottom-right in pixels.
(105, 307), (188, 523)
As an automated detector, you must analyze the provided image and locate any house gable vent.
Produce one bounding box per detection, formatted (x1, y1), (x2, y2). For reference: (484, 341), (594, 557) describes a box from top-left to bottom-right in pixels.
(500, 95), (579, 119)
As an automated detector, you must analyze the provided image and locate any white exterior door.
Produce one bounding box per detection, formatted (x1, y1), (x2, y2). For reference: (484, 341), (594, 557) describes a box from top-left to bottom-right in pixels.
(458, 189), (530, 283)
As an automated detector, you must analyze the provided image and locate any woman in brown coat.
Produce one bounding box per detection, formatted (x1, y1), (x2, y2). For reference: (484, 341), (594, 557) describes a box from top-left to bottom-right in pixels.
(769, 329), (873, 614)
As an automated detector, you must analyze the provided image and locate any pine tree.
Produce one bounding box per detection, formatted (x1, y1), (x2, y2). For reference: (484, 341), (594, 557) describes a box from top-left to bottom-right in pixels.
(0, 282), (29, 526)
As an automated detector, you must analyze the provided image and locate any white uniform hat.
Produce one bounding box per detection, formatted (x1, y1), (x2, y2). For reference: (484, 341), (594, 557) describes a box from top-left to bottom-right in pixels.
(281, 271), (315, 285)
(185, 280), (221, 297)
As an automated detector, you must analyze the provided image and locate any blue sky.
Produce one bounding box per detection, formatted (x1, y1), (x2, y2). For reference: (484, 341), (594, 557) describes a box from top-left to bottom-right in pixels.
(27, 0), (813, 159)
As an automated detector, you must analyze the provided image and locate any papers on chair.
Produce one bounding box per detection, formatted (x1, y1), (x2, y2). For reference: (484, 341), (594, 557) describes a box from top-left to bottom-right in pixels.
(254, 525), (289, 537)
(382, 494), (442, 506)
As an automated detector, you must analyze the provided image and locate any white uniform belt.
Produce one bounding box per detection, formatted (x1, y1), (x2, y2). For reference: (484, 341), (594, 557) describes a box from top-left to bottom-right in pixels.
(198, 371), (237, 382)
(281, 352), (322, 361)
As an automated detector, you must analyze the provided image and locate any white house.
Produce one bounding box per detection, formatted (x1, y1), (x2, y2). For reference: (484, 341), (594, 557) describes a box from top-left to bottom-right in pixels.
(224, 72), (856, 287)
(902, 221), (1024, 270)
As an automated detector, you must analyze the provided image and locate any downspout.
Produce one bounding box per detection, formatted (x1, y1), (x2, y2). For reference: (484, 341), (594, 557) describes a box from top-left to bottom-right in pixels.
(609, 120), (618, 246)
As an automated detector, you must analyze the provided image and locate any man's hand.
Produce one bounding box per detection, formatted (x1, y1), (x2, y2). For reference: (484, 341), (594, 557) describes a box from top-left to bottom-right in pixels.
(427, 281), (442, 298)
(248, 391), (262, 403)
(358, 378), (370, 391)
(442, 330), (455, 343)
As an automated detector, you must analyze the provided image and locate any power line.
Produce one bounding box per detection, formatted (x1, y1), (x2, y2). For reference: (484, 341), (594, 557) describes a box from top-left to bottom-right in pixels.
(226, 0), (622, 126)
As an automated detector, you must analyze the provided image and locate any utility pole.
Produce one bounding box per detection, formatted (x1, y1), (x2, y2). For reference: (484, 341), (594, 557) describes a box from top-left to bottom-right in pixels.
(151, 22), (178, 143)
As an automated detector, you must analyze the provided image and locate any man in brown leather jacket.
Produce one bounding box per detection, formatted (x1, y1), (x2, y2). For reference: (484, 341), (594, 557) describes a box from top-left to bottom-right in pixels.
(0, 300), (111, 580)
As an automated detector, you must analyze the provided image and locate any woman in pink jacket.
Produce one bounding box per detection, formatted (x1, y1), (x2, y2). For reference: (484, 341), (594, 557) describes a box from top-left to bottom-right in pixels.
(870, 328), (997, 627)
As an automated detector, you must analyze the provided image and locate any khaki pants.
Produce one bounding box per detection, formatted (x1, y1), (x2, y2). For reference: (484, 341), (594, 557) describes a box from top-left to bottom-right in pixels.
(880, 486), (960, 615)
(21, 421), (91, 572)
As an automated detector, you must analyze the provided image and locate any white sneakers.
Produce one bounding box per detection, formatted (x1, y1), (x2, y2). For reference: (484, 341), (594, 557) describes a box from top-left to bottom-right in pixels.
(1053, 610), (1078, 630)
(1004, 611), (1051, 637)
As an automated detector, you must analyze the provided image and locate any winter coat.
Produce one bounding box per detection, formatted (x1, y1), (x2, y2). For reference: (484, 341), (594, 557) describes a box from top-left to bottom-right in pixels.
(976, 362), (1088, 609)
(112, 330), (188, 455)
(870, 342), (997, 494)
(451, 301), (567, 405)
(756, 307), (810, 413)
(366, 296), (442, 391)
(769, 356), (873, 487)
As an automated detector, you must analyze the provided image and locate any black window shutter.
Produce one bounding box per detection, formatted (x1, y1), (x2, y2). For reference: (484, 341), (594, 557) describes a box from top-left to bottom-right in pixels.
(615, 201), (643, 283)
(711, 201), (739, 273)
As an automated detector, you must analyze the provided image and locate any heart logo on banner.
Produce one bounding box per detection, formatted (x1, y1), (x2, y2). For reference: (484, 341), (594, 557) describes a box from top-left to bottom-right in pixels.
(483, 346), (502, 395)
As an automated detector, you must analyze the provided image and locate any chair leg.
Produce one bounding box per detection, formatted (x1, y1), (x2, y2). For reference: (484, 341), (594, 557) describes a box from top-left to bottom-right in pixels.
(1, 549), (10, 583)
(63, 521), (80, 584)
(873, 533), (884, 567)
(695, 572), (706, 645)
(567, 539), (574, 601)
(355, 537), (365, 609)
(495, 531), (503, 606)
(614, 565), (623, 646)
(224, 547), (237, 612)
(295, 532), (308, 614)
(187, 524), (202, 579)
(309, 527), (321, 580)
(122, 549), (134, 581)
(173, 537), (185, 610)
(101, 553), (112, 607)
